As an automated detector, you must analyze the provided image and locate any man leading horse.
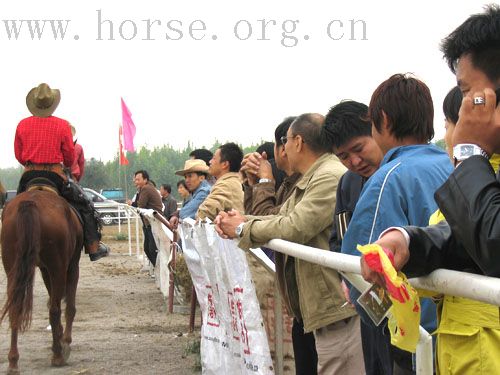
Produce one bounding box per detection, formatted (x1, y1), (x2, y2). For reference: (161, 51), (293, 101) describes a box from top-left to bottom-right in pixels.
(14, 82), (108, 261)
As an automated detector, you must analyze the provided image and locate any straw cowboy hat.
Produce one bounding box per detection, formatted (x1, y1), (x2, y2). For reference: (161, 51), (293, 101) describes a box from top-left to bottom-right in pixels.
(26, 83), (61, 117)
(175, 159), (210, 176)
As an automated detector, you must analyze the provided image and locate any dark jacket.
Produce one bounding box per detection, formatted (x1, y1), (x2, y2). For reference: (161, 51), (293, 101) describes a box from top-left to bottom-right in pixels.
(136, 182), (163, 212)
(404, 156), (498, 277)
(329, 171), (366, 252)
(243, 172), (302, 215)
(162, 194), (178, 220)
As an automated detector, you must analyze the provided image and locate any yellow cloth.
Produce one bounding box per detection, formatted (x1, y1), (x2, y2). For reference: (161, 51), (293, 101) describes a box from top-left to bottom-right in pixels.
(435, 296), (500, 374)
(489, 153), (500, 173)
(357, 244), (421, 353)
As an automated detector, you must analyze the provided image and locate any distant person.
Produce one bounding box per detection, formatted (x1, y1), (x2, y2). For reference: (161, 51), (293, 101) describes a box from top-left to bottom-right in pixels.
(14, 83), (108, 261)
(176, 179), (190, 206)
(189, 149), (213, 166)
(127, 170), (163, 266)
(190, 148), (216, 185)
(69, 124), (85, 182)
(197, 142), (244, 220)
(160, 184), (177, 220)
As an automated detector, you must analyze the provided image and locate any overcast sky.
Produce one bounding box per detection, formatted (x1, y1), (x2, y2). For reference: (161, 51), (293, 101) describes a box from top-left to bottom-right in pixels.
(0, 1), (485, 168)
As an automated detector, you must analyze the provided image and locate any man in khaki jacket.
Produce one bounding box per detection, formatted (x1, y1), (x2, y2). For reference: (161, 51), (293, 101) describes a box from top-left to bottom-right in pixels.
(216, 114), (363, 374)
(197, 142), (244, 221)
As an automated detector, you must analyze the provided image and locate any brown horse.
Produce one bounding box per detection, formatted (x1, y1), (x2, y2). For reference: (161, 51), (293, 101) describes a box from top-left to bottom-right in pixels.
(1, 186), (83, 374)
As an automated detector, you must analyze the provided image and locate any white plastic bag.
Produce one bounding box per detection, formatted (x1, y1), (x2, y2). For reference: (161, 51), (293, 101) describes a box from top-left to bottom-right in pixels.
(180, 221), (274, 375)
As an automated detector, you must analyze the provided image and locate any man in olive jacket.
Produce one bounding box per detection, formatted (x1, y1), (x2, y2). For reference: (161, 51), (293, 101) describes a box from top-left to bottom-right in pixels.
(216, 114), (363, 374)
(197, 142), (244, 221)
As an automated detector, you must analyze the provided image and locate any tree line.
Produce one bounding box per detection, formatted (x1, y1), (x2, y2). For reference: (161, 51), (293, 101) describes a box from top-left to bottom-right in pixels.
(0, 142), (263, 200)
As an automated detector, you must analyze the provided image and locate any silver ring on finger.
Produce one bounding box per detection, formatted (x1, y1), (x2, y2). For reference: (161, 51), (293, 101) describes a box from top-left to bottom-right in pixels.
(473, 96), (485, 105)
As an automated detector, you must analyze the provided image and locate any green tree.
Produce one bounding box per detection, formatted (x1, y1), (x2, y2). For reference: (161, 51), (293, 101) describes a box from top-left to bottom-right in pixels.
(434, 139), (446, 151)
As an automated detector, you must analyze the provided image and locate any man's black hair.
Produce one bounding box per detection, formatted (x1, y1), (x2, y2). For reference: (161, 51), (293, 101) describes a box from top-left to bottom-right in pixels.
(219, 143), (243, 173)
(441, 5), (500, 83)
(323, 100), (370, 149)
(256, 142), (275, 160)
(160, 184), (172, 194)
(443, 86), (463, 125)
(274, 116), (297, 145)
(134, 170), (149, 181)
(189, 149), (213, 166)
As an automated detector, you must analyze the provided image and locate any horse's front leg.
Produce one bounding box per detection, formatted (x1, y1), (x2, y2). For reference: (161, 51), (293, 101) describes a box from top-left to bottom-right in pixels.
(7, 328), (20, 375)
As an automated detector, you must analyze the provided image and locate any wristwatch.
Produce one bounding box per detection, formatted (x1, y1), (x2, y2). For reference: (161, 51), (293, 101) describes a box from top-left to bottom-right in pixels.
(235, 223), (245, 238)
(453, 144), (489, 165)
(258, 178), (273, 184)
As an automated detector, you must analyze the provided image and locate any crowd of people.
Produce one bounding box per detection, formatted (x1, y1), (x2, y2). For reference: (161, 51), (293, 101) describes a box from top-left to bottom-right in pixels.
(4, 4), (500, 374)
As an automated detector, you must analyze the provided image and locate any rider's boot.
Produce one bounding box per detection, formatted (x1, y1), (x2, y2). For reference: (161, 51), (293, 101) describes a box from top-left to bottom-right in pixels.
(85, 240), (110, 262)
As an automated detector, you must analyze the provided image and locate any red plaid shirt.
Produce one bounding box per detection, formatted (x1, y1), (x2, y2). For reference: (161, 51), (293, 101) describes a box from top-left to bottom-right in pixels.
(14, 116), (74, 167)
(71, 142), (85, 181)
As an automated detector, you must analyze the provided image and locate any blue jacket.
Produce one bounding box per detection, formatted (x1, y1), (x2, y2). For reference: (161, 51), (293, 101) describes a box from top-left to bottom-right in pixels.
(341, 144), (453, 333)
(179, 180), (211, 219)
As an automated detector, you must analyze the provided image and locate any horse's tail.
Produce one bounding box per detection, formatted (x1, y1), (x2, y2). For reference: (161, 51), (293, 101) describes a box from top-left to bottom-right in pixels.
(0, 200), (40, 332)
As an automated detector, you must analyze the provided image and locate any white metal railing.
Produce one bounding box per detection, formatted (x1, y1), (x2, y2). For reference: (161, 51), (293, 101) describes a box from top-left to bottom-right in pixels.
(264, 238), (500, 374)
(110, 203), (142, 257)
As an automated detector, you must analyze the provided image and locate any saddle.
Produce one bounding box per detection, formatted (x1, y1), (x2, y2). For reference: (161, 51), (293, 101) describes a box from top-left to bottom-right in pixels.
(25, 177), (84, 226)
(26, 177), (59, 195)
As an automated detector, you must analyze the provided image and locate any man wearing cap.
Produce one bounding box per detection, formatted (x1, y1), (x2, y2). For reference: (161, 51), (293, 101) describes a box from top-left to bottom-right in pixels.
(14, 83), (108, 261)
(170, 159), (211, 226)
(197, 142), (244, 221)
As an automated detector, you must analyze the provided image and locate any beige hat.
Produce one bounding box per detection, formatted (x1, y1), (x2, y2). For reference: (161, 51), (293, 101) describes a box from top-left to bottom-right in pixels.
(175, 159), (209, 176)
(26, 83), (61, 117)
(69, 124), (76, 137)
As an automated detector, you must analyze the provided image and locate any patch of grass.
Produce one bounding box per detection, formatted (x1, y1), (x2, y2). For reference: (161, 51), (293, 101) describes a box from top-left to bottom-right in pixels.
(115, 232), (128, 241)
(184, 339), (202, 371)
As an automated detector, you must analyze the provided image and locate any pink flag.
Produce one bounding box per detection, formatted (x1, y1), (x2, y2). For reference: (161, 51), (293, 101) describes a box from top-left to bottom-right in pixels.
(118, 126), (129, 165)
(121, 98), (136, 152)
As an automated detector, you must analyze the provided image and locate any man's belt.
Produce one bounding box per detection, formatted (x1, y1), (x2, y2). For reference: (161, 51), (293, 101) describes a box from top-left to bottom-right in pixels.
(24, 163), (66, 180)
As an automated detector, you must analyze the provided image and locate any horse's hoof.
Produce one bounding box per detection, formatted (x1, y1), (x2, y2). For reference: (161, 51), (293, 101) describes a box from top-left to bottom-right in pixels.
(51, 356), (66, 367)
(61, 342), (71, 362)
(6, 367), (20, 375)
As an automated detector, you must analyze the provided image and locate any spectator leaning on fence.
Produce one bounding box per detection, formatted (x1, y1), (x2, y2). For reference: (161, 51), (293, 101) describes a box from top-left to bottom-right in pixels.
(197, 142), (244, 221)
(371, 7), (500, 373)
(323, 100), (385, 374)
(241, 116), (318, 375)
(215, 113), (364, 375)
(339, 74), (453, 373)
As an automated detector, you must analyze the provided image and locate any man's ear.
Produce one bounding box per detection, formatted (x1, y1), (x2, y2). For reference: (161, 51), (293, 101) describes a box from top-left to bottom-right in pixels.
(296, 135), (305, 153)
(381, 110), (390, 134)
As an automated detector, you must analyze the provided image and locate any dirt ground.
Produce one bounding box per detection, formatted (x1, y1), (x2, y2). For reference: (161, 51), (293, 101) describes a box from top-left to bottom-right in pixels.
(0, 224), (202, 375)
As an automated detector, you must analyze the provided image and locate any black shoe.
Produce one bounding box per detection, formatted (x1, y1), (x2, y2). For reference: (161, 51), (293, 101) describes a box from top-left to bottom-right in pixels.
(89, 243), (110, 262)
